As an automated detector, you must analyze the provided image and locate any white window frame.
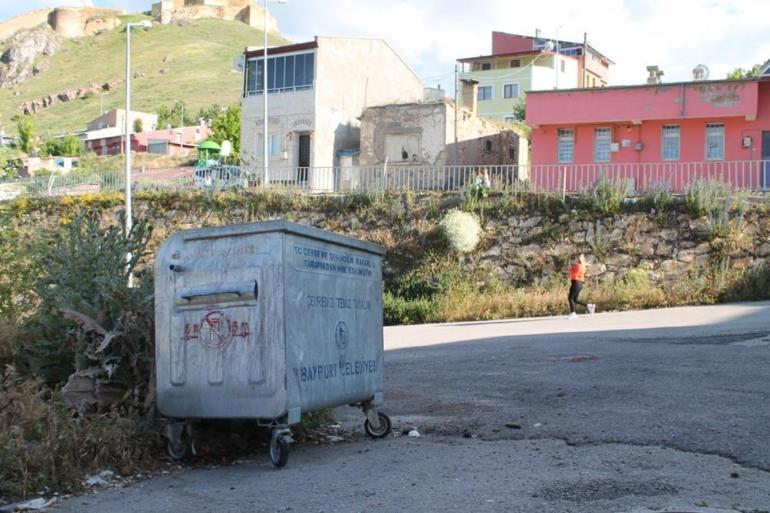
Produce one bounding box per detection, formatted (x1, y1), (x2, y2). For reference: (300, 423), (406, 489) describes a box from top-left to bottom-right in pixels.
(705, 123), (724, 161)
(558, 128), (575, 163)
(594, 127), (611, 163)
(477, 85), (493, 101)
(662, 125), (680, 161)
(503, 83), (520, 99)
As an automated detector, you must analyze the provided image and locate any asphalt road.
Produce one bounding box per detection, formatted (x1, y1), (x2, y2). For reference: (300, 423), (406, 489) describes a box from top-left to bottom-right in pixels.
(54, 302), (770, 513)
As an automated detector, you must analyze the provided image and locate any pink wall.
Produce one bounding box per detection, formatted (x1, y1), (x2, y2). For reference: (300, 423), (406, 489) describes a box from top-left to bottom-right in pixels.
(529, 81), (768, 166)
(528, 81), (759, 126)
(491, 32), (534, 54)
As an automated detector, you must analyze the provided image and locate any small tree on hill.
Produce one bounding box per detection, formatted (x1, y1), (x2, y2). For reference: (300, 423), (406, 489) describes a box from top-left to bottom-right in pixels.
(133, 118), (143, 133)
(210, 105), (241, 158)
(16, 115), (35, 154)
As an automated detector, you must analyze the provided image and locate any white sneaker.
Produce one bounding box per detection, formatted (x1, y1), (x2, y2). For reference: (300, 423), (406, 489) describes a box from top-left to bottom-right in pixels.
(567, 312), (578, 320)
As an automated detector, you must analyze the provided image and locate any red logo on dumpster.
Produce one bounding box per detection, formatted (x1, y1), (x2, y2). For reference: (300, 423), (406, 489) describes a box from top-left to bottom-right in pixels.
(182, 311), (250, 350)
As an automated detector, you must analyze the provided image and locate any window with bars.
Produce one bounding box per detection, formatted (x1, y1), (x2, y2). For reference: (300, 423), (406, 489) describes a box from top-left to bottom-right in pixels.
(705, 123), (724, 160)
(481, 62), (492, 70)
(662, 125), (680, 161)
(558, 128), (575, 163)
(477, 86), (493, 100)
(594, 127), (611, 163)
(503, 83), (520, 99)
(510, 59), (521, 68)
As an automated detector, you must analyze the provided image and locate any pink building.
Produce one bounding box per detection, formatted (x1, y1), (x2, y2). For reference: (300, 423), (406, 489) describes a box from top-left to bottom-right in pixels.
(84, 125), (210, 157)
(526, 76), (770, 191)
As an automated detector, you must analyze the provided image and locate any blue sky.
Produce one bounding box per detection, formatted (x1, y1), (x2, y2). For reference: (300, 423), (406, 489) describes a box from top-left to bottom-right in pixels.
(1, 0), (768, 91)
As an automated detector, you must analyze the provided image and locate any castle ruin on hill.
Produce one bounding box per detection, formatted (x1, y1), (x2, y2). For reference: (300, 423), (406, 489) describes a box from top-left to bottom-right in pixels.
(151, 0), (279, 33)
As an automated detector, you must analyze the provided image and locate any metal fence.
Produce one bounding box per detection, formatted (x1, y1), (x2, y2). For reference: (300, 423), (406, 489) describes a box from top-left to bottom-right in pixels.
(2, 161), (769, 200)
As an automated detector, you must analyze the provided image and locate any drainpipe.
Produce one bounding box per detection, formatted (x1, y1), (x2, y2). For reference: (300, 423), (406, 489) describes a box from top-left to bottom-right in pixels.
(679, 83), (686, 119)
(582, 32), (587, 88)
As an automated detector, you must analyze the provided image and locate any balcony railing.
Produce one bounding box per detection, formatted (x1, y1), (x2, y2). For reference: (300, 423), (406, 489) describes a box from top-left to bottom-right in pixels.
(2, 161), (768, 200)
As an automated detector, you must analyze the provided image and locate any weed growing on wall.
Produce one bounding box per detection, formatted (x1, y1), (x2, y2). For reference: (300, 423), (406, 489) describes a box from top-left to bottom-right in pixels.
(583, 174), (631, 215)
(439, 209), (481, 253)
(685, 179), (732, 217)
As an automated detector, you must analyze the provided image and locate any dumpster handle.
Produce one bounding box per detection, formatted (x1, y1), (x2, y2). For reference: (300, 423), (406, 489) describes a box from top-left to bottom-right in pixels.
(177, 281), (258, 305)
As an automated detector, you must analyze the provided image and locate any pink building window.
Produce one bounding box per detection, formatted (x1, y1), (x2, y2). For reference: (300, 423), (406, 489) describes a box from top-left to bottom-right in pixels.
(705, 124), (724, 161)
(662, 125), (680, 161)
(558, 128), (575, 163)
(594, 128), (611, 163)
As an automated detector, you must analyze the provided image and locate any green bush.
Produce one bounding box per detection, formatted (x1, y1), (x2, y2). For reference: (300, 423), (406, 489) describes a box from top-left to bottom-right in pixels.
(685, 179), (731, 216)
(644, 182), (674, 212)
(383, 292), (437, 326)
(24, 210), (155, 411)
(584, 174), (631, 215)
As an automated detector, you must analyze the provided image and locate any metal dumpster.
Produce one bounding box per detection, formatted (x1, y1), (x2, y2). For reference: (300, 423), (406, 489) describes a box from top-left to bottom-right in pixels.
(154, 219), (390, 466)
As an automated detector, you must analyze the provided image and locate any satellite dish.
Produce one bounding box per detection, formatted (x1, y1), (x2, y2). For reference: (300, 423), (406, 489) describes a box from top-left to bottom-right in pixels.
(543, 40), (555, 52)
(692, 64), (710, 81)
(233, 56), (245, 72)
(221, 140), (232, 157)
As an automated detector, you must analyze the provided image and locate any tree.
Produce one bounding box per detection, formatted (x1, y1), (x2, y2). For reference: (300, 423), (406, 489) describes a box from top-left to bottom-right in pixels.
(210, 105), (241, 158)
(512, 99), (526, 122)
(41, 135), (83, 157)
(133, 118), (143, 133)
(157, 101), (195, 129)
(196, 104), (223, 125)
(16, 115), (35, 154)
(727, 63), (764, 79)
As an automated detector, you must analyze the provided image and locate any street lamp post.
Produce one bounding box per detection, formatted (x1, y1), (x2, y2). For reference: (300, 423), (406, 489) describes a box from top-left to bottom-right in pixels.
(262, 0), (287, 189)
(124, 20), (151, 284)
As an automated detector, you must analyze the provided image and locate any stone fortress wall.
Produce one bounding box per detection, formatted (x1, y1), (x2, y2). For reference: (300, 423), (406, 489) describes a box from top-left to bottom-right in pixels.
(0, 5), (123, 42)
(151, 0), (279, 33)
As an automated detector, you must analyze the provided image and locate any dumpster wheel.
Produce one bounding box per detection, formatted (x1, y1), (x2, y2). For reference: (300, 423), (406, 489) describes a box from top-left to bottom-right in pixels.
(269, 430), (292, 468)
(165, 421), (194, 460)
(166, 432), (192, 460)
(364, 411), (392, 438)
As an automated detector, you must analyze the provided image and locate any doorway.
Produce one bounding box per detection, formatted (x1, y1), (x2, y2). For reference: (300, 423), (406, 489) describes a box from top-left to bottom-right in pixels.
(297, 134), (310, 184)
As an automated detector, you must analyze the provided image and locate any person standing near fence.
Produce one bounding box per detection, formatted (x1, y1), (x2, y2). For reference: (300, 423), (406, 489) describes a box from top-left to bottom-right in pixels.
(567, 254), (594, 319)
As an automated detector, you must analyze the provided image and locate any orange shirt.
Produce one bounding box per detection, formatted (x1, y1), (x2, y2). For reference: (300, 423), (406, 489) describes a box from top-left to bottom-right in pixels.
(569, 262), (585, 282)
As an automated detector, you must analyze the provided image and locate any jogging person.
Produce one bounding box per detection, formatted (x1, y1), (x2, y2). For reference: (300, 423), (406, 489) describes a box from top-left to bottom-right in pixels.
(567, 254), (593, 319)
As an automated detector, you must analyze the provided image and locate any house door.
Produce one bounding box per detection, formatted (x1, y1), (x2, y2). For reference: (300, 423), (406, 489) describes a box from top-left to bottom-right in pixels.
(762, 132), (770, 188)
(297, 134), (310, 184)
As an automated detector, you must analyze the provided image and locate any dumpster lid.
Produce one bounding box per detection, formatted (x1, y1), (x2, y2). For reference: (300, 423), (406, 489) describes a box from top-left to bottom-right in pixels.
(181, 219), (386, 256)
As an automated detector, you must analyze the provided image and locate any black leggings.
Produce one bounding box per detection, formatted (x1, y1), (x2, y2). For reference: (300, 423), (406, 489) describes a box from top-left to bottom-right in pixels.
(568, 280), (587, 313)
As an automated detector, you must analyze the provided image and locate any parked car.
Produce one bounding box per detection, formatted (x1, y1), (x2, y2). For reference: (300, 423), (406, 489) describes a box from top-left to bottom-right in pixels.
(193, 164), (245, 189)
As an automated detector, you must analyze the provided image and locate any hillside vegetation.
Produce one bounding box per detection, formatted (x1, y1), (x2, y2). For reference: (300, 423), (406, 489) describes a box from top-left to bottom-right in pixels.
(0, 14), (289, 137)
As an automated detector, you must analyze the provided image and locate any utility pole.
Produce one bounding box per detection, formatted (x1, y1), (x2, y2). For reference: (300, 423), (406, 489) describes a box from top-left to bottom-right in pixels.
(453, 63), (459, 165)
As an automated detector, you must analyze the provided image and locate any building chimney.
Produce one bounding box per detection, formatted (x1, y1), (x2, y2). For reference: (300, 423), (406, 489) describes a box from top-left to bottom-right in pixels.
(646, 65), (664, 84)
(460, 79), (478, 115)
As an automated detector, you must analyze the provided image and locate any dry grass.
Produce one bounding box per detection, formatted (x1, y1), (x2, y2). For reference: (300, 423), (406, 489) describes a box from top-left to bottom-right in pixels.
(0, 367), (156, 500)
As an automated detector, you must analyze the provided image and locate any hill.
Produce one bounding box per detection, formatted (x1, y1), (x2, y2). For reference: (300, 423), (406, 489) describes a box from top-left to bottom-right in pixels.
(0, 14), (289, 138)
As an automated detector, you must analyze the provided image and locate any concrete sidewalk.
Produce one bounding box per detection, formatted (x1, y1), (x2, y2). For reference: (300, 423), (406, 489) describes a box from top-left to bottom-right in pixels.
(384, 301), (770, 350)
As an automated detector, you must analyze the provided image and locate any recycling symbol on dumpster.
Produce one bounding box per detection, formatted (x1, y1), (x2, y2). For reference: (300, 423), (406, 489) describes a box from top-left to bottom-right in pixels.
(335, 321), (348, 367)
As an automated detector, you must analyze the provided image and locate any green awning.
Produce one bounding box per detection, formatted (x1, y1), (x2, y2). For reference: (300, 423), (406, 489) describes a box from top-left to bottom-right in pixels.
(198, 140), (221, 151)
